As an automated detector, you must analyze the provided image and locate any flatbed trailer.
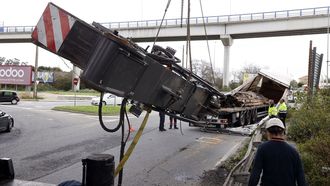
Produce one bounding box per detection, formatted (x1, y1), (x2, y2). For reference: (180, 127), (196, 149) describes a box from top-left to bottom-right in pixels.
(192, 71), (290, 129)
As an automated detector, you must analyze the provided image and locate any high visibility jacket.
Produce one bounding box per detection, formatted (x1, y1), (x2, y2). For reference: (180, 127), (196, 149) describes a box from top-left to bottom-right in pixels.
(278, 102), (287, 114)
(268, 106), (278, 116)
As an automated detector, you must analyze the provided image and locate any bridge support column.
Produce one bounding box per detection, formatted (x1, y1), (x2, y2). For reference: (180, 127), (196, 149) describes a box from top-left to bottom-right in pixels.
(220, 35), (233, 88)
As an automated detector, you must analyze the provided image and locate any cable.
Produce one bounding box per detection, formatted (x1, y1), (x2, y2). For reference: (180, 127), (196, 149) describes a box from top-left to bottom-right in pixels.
(118, 99), (127, 186)
(199, 0), (216, 85)
(180, 0), (184, 27)
(98, 92), (124, 132)
(153, 0), (172, 46)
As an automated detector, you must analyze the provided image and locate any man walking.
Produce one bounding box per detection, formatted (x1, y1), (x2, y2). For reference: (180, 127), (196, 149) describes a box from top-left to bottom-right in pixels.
(248, 118), (306, 186)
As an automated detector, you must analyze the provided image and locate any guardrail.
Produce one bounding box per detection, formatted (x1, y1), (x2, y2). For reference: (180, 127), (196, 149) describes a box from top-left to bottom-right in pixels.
(223, 116), (269, 186)
(0, 6), (329, 33)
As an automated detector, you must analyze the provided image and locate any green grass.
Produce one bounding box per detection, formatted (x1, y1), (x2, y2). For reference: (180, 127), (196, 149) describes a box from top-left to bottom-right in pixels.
(46, 90), (99, 96)
(52, 105), (121, 115)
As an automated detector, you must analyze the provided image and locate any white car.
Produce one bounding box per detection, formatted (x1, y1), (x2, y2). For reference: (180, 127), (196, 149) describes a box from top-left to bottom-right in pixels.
(91, 93), (123, 106)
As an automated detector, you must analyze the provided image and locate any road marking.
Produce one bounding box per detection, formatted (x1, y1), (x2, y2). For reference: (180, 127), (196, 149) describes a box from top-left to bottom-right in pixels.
(196, 137), (222, 144)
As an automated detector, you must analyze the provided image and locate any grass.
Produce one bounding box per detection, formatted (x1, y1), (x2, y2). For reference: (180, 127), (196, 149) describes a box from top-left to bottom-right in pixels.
(52, 105), (122, 115)
(46, 90), (99, 96)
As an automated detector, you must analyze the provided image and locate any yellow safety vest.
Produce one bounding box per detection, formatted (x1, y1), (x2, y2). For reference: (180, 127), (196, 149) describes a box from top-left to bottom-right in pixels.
(268, 106), (278, 116)
(278, 102), (287, 113)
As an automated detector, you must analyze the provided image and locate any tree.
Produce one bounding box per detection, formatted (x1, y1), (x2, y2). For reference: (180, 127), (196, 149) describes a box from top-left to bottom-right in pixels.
(290, 80), (298, 89)
(0, 57), (5, 65)
(232, 64), (261, 84)
(191, 59), (223, 90)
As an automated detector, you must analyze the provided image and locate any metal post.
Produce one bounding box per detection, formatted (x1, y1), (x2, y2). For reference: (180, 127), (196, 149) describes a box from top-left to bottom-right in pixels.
(327, 7), (329, 86)
(33, 46), (39, 99)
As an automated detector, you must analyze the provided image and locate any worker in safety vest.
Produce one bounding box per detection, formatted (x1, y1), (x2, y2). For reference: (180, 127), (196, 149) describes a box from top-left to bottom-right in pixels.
(268, 100), (278, 118)
(277, 99), (288, 127)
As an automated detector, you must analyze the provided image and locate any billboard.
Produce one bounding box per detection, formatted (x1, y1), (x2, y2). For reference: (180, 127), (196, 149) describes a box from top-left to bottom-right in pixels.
(0, 65), (33, 85)
(32, 71), (55, 83)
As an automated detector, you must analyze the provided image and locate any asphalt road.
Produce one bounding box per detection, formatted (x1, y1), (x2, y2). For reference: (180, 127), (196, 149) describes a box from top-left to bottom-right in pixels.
(0, 100), (247, 185)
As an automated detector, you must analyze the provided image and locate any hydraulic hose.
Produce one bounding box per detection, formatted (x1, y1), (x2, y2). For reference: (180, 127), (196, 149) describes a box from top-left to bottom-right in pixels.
(98, 92), (127, 132)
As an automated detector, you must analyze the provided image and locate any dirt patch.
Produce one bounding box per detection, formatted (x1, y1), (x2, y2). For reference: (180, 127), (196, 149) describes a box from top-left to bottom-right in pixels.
(199, 166), (228, 186)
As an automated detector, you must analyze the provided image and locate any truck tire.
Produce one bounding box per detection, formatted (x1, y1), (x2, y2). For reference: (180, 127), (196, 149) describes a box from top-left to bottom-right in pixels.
(238, 111), (246, 126)
(245, 110), (252, 125)
(251, 109), (257, 124)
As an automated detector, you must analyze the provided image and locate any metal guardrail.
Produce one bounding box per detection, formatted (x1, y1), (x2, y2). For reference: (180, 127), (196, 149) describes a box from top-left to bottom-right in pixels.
(0, 6), (329, 33)
(223, 116), (269, 186)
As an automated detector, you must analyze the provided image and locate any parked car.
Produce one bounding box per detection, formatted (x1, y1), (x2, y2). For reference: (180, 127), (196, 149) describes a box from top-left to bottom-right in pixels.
(0, 90), (20, 104)
(0, 111), (14, 132)
(91, 93), (123, 106)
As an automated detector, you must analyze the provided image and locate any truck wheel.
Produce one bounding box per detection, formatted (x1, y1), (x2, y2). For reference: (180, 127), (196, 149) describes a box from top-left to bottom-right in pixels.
(251, 109), (257, 124)
(238, 112), (246, 126)
(245, 111), (252, 125)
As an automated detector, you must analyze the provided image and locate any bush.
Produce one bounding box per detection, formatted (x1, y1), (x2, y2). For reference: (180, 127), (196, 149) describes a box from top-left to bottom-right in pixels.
(299, 133), (330, 185)
(288, 90), (330, 143)
(288, 88), (330, 185)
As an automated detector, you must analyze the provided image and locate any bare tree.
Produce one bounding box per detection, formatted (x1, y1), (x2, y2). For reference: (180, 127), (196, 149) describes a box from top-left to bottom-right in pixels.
(191, 59), (223, 90)
(232, 64), (261, 84)
(0, 57), (5, 65)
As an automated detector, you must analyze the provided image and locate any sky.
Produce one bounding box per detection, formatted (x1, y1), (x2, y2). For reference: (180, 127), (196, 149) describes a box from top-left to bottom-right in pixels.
(0, 0), (329, 81)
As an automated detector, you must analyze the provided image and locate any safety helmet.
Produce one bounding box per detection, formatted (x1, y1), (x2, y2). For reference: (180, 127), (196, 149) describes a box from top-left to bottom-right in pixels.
(266, 118), (285, 129)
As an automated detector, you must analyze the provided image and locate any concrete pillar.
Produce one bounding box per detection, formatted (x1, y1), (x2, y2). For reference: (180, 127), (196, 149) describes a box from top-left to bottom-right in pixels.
(73, 65), (81, 91)
(220, 35), (233, 87)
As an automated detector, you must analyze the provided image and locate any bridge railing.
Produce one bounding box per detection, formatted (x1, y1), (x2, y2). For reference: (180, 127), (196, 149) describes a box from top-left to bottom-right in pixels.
(0, 6), (329, 33)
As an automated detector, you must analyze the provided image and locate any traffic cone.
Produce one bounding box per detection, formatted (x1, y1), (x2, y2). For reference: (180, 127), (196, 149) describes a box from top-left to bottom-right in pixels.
(129, 126), (135, 132)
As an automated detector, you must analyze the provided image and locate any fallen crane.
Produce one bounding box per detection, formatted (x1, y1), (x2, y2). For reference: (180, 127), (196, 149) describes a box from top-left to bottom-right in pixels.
(31, 2), (225, 124)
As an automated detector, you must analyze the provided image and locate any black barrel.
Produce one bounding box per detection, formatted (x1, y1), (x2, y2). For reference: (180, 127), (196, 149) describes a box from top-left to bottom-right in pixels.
(82, 154), (115, 186)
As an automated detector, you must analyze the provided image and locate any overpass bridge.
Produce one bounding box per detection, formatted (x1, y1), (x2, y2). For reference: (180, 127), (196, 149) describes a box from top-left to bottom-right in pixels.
(0, 6), (329, 86)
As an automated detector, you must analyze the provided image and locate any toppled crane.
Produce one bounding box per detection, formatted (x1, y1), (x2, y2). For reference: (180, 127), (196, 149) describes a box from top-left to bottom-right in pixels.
(31, 3), (225, 124)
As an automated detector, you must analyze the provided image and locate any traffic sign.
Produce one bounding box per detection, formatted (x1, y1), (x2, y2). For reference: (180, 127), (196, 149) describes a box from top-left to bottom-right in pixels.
(73, 78), (79, 85)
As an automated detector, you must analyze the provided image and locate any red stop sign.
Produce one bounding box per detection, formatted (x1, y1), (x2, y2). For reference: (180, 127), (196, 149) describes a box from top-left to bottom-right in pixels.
(73, 78), (79, 85)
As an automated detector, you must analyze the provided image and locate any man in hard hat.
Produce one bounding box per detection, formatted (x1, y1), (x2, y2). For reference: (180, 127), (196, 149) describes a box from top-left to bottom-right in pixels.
(277, 99), (288, 127)
(248, 118), (306, 186)
(268, 99), (278, 118)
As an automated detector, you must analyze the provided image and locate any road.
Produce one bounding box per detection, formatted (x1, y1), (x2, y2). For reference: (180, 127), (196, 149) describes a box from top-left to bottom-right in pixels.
(0, 100), (247, 185)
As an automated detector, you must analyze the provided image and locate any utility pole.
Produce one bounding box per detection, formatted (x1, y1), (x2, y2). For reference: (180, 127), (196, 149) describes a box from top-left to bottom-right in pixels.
(33, 46), (39, 99)
(327, 6), (329, 86)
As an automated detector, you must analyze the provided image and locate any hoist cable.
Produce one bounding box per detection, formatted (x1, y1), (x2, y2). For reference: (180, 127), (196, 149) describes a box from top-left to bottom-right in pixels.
(180, 0), (184, 27)
(199, 0), (216, 85)
(153, 0), (172, 46)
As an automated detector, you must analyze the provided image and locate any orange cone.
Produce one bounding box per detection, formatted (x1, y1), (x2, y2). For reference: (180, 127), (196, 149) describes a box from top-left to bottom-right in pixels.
(129, 126), (135, 132)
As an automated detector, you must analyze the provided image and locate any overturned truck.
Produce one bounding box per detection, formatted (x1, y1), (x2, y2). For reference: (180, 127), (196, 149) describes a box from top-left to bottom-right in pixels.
(191, 71), (289, 129)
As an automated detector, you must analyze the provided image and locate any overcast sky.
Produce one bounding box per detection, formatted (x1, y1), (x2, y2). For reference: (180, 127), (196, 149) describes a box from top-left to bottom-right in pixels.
(0, 0), (329, 81)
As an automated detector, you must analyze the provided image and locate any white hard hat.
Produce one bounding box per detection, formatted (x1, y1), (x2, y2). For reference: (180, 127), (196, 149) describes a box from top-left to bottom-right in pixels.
(266, 118), (285, 129)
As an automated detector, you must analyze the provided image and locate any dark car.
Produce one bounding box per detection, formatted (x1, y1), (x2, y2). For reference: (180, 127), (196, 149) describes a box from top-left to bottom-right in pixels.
(0, 111), (14, 132)
(0, 90), (20, 104)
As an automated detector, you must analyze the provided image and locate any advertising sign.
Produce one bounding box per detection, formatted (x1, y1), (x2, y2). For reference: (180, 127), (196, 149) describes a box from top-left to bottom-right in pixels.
(0, 65), (33, 85)
(32, 71), (54, 83)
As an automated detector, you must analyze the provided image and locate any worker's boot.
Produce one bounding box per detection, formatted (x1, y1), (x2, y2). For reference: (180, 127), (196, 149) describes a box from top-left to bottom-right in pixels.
(174, 125), (178, 129)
